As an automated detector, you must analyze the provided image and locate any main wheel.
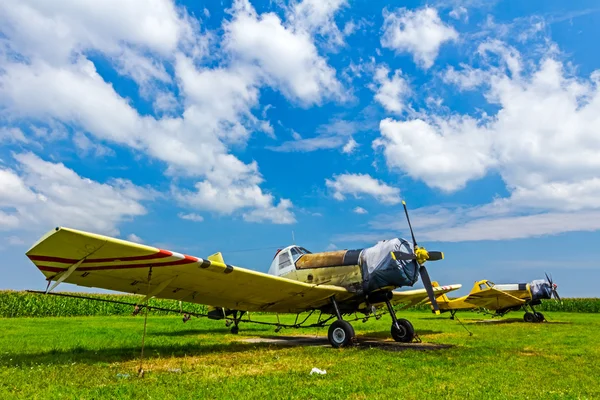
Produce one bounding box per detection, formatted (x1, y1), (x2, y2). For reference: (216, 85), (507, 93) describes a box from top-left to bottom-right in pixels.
(230, 326), (239, 334)
(391, 319), (415, 343)
(523, 312), (536, 323)
(534, 312), (545, 322)
(327, 320), (355, 348)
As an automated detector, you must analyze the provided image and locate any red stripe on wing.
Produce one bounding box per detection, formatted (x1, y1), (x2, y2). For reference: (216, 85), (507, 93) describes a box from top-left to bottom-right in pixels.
(36, 257), (198, 272)
(28, 249), (174, 264)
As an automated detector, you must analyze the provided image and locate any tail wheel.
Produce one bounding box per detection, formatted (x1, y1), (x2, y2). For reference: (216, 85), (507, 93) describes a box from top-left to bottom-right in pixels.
(230, 326), (239, 334)
(534, 312), (545, 322)
(327, 320), (355, 348)
(523, 312), (536, 323)
(391, 318), (415, 343)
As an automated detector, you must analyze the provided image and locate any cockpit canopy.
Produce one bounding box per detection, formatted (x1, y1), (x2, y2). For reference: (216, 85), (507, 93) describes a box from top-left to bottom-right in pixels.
(269, 246), (312, 276)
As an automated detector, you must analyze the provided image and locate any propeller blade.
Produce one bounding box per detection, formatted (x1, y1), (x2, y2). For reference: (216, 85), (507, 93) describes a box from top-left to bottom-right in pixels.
(553, 289), (561, 303)
(545, 272), (552, 286)
(419, 264), (440, 315)
(402, 200), (418, 249)
(427, 251), (444, 261)
(391, 251), (416, 261)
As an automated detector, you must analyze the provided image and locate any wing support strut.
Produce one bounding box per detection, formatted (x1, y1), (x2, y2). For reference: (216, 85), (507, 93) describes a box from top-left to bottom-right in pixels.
(45, 240), (107, 293)
(46, 257), (86, 294)
(138, 276), (177, 304)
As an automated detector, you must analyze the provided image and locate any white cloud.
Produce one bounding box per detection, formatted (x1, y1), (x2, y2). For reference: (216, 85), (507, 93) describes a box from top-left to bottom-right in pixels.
(178, 212), (204, 222)
(0, 153), (151, 235)
(369, 40), (600, 240)
(225, 0), (345, 106)
(371, 66), (410, 114)
(374, 117), (495, 192)
(0, 128), (28, 144)
(381, 6), (458, 69)
(449, 6), (468, 22)
(175, 180), (295, 224)
(287, 0), (348, 48)
(353, 206), (368, 214)
(268, 136), (346, 152)
(0, 0), (296, 225)
(127, 233), (144, 243)
(0, 0), (190, 64)
(342, 138), (358, 154)
(325, 173), (401, 204)
(73, 132), (114, 158)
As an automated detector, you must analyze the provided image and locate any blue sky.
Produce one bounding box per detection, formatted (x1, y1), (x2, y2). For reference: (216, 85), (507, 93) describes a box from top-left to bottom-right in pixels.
(1, 0), (600, 297)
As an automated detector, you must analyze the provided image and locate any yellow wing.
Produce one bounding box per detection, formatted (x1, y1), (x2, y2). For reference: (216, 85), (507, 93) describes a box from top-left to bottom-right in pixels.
(391, 284), (462, 310)
(463, 287), (526, 310)
(25, 227), (355, 313)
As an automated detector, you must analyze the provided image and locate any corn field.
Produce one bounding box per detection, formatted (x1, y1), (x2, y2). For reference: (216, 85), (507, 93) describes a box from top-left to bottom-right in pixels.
(0, 290), (207, 318)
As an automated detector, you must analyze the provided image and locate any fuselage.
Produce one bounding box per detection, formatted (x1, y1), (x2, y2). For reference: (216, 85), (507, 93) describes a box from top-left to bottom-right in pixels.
(267, 245), (364, 291)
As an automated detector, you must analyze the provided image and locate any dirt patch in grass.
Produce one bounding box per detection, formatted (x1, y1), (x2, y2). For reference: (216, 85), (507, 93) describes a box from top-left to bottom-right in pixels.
(239, 335), (453, 352)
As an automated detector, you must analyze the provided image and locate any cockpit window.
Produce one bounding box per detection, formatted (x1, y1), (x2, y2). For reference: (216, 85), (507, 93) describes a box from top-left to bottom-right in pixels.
(290, 247), (303, 263)
(299, 247), (312, 254)
(278, 252), (292, 269)
(479, 283), (487, 290)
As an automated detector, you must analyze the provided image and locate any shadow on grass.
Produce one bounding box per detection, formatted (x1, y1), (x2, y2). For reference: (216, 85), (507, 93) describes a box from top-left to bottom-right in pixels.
(0, 341), (286, 367)
(152, 325), (274, 337)
(361, 329), (443, 339)
(471, 318), (572, 325)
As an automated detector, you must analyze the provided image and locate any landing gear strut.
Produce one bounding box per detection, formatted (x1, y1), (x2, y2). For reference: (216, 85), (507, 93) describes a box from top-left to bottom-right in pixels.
(327, 296), (355, 348)
(230, 311), (246, 334)
(385, 298), (415, 343)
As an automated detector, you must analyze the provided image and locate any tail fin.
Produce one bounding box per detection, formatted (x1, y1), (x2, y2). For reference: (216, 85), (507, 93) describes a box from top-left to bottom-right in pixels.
(431, 281), (451, 304)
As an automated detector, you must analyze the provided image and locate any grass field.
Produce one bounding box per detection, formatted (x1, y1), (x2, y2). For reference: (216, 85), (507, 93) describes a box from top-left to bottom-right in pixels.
(1, 311), (599, 399)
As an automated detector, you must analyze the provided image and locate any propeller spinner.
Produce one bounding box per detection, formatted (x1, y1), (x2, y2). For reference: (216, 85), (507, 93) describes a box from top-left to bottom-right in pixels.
(392, 201), (445, 315)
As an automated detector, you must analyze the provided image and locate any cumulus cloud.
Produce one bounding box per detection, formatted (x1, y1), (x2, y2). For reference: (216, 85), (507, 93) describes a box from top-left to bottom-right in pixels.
(286, 0), (348, 48)
(0, 0), (324, 226)
(0, 153), (151, 235)
(326, 173), (401, 204)
(374, 117), (495, 192)
(225, 0), (345, 106)
(342, 138), (358, 154)
(371, 65), (410, 114)
(381, 6), (458, 69)
(353, 206), (368, 214)
(369, 39), (600, 240)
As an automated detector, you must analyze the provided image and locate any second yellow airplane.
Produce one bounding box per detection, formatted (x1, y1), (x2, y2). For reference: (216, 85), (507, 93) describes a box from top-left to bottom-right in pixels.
(432, 274), (560, 322)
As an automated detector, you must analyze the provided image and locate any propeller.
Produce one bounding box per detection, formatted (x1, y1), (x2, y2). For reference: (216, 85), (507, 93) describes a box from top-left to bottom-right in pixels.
(397, 200), (444, 315)
(545, 272), (561, 302)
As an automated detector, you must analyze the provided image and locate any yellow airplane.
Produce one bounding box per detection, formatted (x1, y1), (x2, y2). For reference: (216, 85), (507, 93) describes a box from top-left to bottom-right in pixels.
(432, 275), (561, 322)
(25, 202), (461, 348)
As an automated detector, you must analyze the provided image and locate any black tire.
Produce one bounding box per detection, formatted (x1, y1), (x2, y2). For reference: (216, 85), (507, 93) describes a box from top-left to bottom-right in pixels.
(327, 320), (355, 348)
(391, 319), (415, 343)
(534, 312), (545, 322)
(230, 326), (239, 334)
(523, 312), (536, 323)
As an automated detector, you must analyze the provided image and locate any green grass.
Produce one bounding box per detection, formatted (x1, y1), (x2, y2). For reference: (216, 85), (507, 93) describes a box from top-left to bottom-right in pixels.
(1, 311), (599, 399)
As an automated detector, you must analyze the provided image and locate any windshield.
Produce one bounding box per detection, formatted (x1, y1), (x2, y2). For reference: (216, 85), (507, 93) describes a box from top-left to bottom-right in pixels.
(290, 247), (304, 262)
